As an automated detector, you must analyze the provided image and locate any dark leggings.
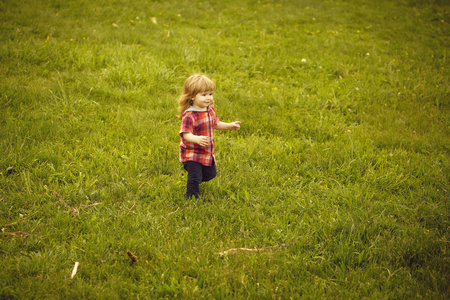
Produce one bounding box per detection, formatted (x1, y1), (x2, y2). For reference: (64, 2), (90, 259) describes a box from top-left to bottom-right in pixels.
(183, 159), (216, 199)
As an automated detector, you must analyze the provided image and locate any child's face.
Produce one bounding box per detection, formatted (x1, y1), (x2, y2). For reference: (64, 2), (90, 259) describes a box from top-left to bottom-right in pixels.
(192, 91), (214, 110)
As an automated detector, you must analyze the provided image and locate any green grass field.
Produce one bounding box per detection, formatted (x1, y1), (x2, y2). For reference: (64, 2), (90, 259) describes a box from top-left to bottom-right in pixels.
(1, 0), (449, 298)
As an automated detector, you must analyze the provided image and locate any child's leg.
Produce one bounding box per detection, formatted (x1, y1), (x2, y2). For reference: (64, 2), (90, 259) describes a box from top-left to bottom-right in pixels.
(183, 161), (202, 199)
(201, 159), (216, 182)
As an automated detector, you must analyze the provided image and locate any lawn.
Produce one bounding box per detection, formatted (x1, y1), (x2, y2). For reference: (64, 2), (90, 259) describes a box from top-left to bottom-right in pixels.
(1, 0), (449, 298)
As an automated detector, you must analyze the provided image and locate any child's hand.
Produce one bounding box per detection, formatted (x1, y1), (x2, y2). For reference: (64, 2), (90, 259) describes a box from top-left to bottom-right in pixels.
(230, 121), (241, 130)
(196, 136), (209, 147)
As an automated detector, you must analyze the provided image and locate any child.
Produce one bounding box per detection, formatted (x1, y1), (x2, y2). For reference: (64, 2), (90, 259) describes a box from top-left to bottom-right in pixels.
(178, 74), (241, 199)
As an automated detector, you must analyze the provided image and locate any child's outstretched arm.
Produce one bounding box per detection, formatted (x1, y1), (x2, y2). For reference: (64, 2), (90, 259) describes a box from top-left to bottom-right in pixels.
(183, 133), (209, 147)
(216, 121), (241, 130)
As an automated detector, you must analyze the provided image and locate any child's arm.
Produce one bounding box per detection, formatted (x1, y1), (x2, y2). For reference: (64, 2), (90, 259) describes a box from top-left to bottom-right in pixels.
(216, 121), (241, 130)
(183, 133), (209, 147)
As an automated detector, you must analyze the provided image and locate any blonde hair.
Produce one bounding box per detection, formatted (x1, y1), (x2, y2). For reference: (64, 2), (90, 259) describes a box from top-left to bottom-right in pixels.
(177, 74), (216, 118)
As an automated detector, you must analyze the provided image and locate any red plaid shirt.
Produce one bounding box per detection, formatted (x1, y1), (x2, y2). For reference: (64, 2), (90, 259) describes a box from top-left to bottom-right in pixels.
(179, 106), (220, 166)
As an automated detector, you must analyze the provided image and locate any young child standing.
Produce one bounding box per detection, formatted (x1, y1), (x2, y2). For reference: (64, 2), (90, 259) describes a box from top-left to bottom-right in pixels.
(178, 74), (241, 199)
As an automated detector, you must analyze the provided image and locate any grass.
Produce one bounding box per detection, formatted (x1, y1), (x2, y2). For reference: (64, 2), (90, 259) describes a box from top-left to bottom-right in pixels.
(1, 0), (449, 298)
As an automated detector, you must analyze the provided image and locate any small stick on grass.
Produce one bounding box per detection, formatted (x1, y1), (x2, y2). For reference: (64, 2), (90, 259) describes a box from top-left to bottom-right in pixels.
(2, 231), (30, 237)
(167, 207), (180, 216)
(53, 191), (79, 216)
(1, 222), (18, 227)
(126, 250), (137, 262)
(219, 244), (287, 258)
(70, 261), (80, 279)
(138, 182), (153, 189)
(126, 203), (136, 215)
(79, 202), (102, 208)
(219, 247), (265, 257)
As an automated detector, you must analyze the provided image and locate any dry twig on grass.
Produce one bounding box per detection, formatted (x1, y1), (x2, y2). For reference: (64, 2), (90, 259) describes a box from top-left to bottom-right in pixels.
(138, 182), (153, 189)
(53, 191), (79, 216)
(219, 244), (288, 258)
(70, 261), (80, 279)
(1, 222), (18, 227)
(126, 250), (137, 262)
(2, 231), (30, 237)
(126, 203), (136, 215)
(79, 202), (102, 208)
(167, 207), (180, 216)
